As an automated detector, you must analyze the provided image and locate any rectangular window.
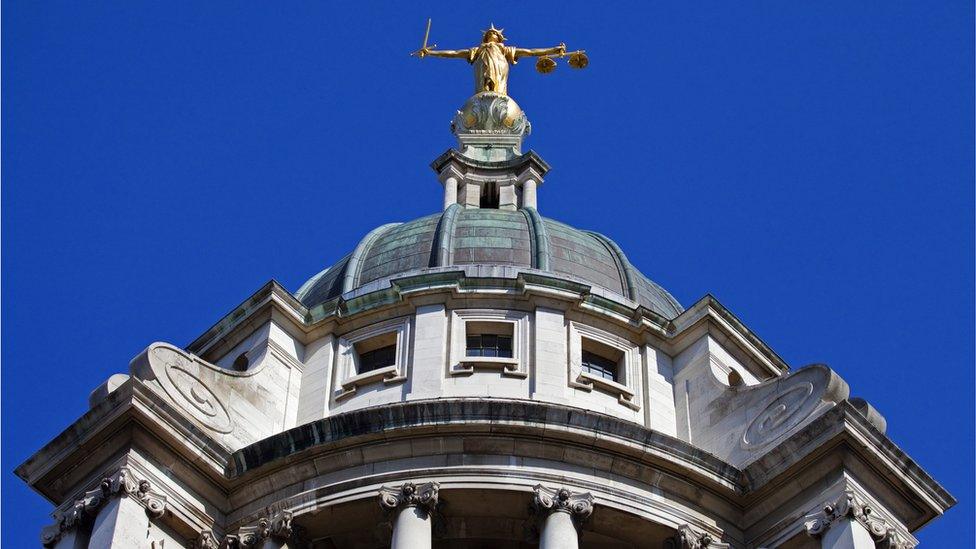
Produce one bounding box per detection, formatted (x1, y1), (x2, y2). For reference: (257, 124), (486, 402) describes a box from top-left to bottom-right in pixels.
(354, 332), (398, 373)
(581, 337), (624, 383)
(466, 333), (514, 358)
(581, 350), (617, 381)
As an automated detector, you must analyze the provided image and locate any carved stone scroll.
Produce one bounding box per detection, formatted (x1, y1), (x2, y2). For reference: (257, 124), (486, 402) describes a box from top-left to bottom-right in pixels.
(225, 508), (302, 548)
(663, 524), (714, 549)
(379, 482), (441, 516)
(531, 485), (594, 524)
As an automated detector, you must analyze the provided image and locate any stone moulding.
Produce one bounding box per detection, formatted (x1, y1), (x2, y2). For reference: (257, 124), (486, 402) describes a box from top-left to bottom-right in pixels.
(40, 466), (167, 547)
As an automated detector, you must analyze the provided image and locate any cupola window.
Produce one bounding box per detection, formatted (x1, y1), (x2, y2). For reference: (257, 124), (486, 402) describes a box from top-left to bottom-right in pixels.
(581, 348), (619, 382)
(568, 321), (641, 411)
(354, 332), (398, 373)
(450, 311), (529, 378)
(466, 333), (514, 358)
(335, 318), (410, 400)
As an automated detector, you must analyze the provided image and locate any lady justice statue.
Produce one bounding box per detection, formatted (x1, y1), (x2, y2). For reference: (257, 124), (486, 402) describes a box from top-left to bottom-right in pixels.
(413, 22), (587, 96)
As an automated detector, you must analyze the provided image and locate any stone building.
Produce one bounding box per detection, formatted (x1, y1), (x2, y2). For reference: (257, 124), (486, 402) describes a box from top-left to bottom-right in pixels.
(16, 79), (954, 548)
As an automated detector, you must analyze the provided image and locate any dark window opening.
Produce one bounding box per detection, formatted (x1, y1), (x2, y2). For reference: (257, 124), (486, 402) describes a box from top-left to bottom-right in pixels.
(232, 353), (249, 372)
(479, 182), (500, 209)
(581, 350), (617, 381)
(466, 334), (513, 358)
(358, 344), (396, 373)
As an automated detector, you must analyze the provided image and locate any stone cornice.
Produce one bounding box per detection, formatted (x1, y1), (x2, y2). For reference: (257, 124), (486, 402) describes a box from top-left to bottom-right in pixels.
(39, 466), (166, 547)
(228, 398), (743, 491)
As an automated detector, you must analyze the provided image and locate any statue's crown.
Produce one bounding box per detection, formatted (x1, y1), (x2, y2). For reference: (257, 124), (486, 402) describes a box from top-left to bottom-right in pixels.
(482, 24), (506, 41)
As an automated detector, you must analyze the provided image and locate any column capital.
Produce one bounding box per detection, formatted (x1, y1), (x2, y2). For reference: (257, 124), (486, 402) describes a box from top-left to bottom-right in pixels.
(532, 485), (594, 521)
(663, 524), (723, 549)
(225, 508), (302, 548)
(193, 531), (221, 549)
(804, 491), (914, 548)
(40, 466), (167, 547)
(379, 482), (440, 515)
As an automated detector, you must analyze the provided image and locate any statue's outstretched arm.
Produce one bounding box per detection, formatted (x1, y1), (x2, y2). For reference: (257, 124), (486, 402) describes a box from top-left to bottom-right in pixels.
(420, 47), (472, 59)
(513, 43), (566, 59)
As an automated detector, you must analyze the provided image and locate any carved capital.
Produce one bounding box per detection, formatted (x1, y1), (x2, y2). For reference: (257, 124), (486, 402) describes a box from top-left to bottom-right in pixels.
(226, 509), (298, 547)
(663, 524), (714, 549)
(379, 482), (440, 515)
(40, 466), (167, 547)
(193, 531), (221, 549)
(804, 491), (909, 546)
(531, 485), (594, 522)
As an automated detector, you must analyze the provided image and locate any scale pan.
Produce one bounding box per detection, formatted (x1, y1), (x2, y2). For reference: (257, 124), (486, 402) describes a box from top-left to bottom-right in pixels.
(568, 51), (589, 69)
(536, 56), (557, 74)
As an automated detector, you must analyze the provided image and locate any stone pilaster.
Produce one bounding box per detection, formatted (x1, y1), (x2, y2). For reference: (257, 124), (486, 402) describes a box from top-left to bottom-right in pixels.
(379, 482), (440, 549)
(531, 485), (594, 549)
(805, 491), (914, 549)
(39, 466), (166, 548)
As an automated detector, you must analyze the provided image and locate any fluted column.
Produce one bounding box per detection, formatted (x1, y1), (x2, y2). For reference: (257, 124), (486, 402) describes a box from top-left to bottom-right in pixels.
(805, 491), (914, 549)
(379, 482), (440, 549)
(532, 485), (593, 549)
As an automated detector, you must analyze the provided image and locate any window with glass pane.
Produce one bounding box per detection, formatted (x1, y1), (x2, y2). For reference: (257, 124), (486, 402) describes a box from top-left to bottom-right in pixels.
(581, 349), (618, 381)
(358, 344), (396, 373)
(466, 334), (513, 358)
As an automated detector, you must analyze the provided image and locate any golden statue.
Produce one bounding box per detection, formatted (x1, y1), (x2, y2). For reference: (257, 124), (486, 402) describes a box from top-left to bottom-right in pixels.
(413, 22), (587, 96)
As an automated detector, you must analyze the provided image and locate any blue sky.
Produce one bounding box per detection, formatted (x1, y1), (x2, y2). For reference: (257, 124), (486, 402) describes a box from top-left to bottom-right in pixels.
(3, 2), (972, 545)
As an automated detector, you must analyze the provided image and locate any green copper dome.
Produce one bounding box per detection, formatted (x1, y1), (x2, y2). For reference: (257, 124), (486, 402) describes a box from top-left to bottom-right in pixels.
(295, 206), (683, 319)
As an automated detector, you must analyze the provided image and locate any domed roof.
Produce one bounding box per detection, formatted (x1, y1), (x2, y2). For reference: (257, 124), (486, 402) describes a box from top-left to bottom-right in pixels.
(295, 206), (683, 319)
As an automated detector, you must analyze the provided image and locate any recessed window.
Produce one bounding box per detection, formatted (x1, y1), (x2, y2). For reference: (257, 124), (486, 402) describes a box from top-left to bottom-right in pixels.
(354, 332), (397, 373)
(232, 352), (249, 372)
(581, 338), (624, 383)
(464, 321), (514, 358)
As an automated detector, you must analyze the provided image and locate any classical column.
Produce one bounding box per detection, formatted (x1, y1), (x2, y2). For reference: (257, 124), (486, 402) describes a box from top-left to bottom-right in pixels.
(443, 176), (458, 209)
(521, 178), (537, 209)
(379, 482), (440, 549)
(438, 164), (464, 210)
(531, 485), (594, 549)
(805, 491), (913, 549)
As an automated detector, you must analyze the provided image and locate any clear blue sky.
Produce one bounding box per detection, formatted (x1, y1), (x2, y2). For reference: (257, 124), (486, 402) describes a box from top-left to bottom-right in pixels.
(4, 2), (972, 545)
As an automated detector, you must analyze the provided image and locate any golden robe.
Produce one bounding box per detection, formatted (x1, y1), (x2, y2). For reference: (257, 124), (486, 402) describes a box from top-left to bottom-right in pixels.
(468, 42), (517, 95)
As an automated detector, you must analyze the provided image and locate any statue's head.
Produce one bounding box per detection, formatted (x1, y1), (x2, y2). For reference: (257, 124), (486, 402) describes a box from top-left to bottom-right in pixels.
(482, 24), (506, 43)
